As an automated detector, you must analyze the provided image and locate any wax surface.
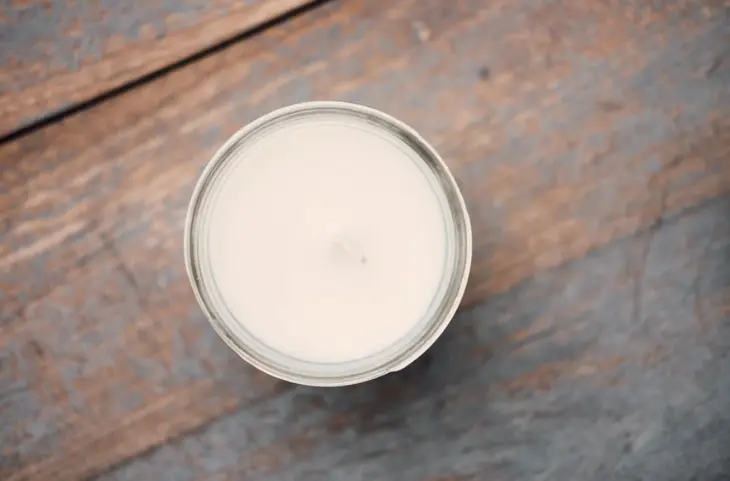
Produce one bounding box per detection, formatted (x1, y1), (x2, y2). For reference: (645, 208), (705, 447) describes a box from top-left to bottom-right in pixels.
(207, 116), (448, 363)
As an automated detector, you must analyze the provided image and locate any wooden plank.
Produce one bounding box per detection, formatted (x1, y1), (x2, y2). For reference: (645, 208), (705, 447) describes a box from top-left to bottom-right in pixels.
(1, 0), (729, 479)
(93, 195), (730, 481)
(0, 0), (315, 137)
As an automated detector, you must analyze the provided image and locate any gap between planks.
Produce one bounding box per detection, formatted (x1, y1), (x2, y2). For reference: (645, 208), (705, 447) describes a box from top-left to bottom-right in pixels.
(0, 0), (330, 145)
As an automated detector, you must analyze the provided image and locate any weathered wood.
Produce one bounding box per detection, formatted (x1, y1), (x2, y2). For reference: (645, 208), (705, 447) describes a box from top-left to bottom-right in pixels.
(95, 195), (730, 481)
(0, 0), (729, 480)
(0, 0), (314, 137)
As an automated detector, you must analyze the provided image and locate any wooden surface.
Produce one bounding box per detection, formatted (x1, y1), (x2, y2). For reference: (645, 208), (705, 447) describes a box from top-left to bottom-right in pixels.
(1, 0), (729, 480)
(0, 0), (313, 138)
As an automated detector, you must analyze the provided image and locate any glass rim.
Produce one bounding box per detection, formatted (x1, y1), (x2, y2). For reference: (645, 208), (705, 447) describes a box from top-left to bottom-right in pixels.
(184, 101), (472, 386)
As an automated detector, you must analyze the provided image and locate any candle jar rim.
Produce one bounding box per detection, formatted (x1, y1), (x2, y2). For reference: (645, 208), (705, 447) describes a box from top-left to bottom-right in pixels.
(185, 101), (472, 386)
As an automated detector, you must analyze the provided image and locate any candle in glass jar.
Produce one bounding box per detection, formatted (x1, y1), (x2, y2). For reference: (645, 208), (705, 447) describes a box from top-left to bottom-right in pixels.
(186, 102), (471, 385)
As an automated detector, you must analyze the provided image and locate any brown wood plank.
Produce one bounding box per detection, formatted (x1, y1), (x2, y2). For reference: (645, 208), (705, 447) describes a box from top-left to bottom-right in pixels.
(0, 0), (314, 137)
(1, 0), (729, 480)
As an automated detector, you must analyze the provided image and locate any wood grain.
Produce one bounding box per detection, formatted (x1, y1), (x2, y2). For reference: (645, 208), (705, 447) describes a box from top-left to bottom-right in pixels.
(0, 0), (729, 480)
(0, 0), (314, 137)
(94, 196), (730, 481)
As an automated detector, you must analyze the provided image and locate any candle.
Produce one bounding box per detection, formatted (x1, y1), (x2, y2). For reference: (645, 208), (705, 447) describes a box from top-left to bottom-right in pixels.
(186, 102), (471, 386)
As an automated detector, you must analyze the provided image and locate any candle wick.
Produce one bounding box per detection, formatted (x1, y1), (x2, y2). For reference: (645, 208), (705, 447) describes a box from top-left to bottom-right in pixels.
(329, 234), (368, 267)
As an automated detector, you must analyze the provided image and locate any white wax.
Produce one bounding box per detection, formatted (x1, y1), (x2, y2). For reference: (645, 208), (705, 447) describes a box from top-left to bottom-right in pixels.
(206, 115), (448, 363)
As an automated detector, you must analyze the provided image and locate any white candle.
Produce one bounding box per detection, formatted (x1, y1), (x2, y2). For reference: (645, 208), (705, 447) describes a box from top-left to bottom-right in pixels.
(187, 102), (471, 385)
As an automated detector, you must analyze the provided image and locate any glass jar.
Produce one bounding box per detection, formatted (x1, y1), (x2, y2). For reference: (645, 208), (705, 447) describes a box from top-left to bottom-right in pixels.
(184, 101), (471, 386)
